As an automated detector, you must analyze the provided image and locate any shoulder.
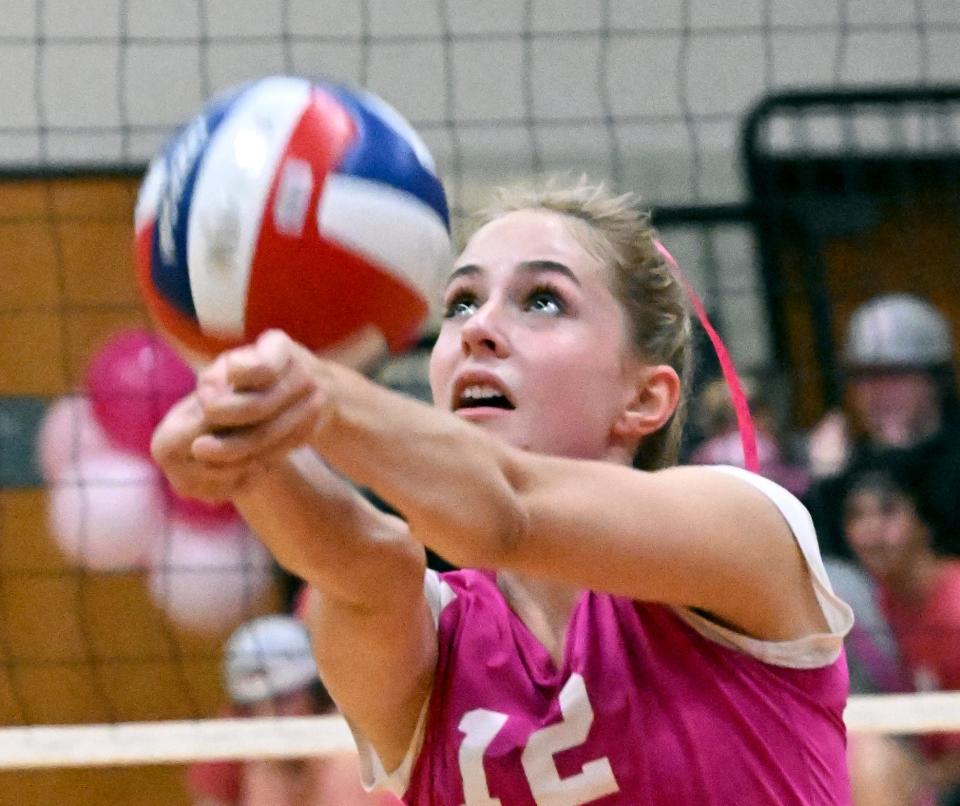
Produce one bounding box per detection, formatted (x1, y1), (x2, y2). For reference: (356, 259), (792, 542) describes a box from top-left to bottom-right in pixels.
(702, 465), (818, 538)
(699, 465), (842, 598)
(670, 466), (854, 667)
(700, 463), (807, 505)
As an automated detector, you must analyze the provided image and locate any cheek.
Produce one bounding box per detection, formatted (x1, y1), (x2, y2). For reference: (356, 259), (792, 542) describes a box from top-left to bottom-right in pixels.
(887, 515), (919, 546)
(901, 385), (934, 411)
(428, 335), (457, 404)
(845, 507), (881, 545)
(530, 348), (626, 428)
(846, 520), (871, 549)
(535, 347), (615, 398)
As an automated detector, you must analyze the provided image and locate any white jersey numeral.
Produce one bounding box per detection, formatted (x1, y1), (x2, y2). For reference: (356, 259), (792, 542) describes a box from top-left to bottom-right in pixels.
(458, 709), (509, 805)
(457, 674), (620, 806)
(522, 674), (620, 804)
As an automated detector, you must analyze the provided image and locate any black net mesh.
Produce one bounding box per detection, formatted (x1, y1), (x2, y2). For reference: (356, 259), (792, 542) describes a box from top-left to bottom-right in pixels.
(0, 1), (959, 800)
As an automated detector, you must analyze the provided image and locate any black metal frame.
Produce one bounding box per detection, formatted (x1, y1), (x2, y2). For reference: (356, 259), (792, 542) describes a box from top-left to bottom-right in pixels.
(742, 85), (960, 408)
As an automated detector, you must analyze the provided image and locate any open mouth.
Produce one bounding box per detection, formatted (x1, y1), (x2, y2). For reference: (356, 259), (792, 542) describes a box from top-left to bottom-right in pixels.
(454, 383), (516, 411)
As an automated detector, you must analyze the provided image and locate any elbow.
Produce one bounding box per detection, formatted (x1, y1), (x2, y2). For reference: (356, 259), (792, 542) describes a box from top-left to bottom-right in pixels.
(467, 499), (527, 570)
(491, 448), (532, 565)
(474, 450), (530, 568)
(488, 480), (529, 567)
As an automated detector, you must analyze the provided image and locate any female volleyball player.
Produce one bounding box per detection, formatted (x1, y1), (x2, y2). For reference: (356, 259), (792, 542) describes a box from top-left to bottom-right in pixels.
(152, 181), (854, 804)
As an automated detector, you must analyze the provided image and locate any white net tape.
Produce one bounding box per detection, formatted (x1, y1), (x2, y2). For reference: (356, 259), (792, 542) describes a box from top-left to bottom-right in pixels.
(0, 691), (957, 770)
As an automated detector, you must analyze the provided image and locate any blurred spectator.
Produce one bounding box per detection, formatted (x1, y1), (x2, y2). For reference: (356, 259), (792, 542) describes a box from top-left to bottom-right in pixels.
(843, 466), (960, 806)
(187, 614), (394, 806)
(806, 294), (960, 558)
(824, 556), (907, 695)
(689, 377), (811, 496)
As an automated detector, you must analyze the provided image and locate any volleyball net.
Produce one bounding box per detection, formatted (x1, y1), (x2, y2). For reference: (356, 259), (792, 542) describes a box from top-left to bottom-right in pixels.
(0, 691), (954, 770)
(0, 0), (959, 799)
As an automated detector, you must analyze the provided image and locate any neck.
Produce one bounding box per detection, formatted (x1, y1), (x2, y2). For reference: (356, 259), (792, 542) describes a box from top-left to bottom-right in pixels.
(606, 441), (638, 467)
(497, 571), (581, 663)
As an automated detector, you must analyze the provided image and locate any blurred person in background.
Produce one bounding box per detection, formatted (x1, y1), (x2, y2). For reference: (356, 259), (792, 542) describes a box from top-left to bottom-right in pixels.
(806, 293), (960, 559)
(804, 294), (960, 794)
(842, 466), (960, 806)
(187, 614), (395, 806)
(689, 376), (811, 497)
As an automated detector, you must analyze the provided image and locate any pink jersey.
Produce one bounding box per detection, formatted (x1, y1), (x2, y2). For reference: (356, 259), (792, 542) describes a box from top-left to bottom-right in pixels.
(358, 469), (853, 805)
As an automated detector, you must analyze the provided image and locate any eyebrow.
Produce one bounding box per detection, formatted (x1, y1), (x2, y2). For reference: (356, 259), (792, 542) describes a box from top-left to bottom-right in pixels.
(445, 260), (582, 288)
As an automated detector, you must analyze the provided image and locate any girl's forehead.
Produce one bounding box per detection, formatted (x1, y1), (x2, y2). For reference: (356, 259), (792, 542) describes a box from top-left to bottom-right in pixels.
(849, 485), (907, 507)
(456, 209), (604, 277)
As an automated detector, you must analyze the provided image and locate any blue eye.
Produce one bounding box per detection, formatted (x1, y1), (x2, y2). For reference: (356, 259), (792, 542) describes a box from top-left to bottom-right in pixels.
(443, 293), (478, 319)
(525, 287), (565, 315)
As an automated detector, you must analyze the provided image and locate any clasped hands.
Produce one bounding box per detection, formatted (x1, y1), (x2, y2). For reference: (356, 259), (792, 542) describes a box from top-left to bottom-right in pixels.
(151, 330), (335, 503)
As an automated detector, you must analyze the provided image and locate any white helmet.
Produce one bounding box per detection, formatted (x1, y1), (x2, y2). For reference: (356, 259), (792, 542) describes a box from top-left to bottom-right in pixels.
(844, 294), (952, 370)
(223, 615), (317, 705)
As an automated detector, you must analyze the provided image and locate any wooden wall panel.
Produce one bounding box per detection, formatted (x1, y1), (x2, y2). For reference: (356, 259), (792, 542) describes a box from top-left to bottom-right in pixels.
(775, 193), (960, 427)
(59, 222), (141, 306)
(0, 312), (65, 395)
(0, 176), (146, 395)
(0, 222), (60, 309)
(0, 176), (281, 805)
(62, 308), (151, 390)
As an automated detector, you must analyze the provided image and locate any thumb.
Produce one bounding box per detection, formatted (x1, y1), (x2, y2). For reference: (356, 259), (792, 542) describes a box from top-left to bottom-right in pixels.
(222, 331), (292, 392)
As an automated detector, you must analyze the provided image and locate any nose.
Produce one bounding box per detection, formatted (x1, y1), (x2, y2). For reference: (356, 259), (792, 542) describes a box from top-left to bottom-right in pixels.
(461, 300), (510, 359)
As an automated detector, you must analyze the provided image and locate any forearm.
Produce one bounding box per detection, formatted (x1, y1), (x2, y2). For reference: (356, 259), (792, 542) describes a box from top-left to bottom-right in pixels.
(305, 583), (436, 770)
(232, 447), (425, 607)
(314, 363), (524, 569)
(237, 447), (436, 771)
(309, 369), (818, 637)
(185, 339), (523, 571)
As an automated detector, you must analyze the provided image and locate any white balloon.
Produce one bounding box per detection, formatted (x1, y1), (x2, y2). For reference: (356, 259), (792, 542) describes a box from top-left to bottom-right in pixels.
(47, 450), (166, 570)
(148, 519), (274, 634)
(37, 395), (113, 482)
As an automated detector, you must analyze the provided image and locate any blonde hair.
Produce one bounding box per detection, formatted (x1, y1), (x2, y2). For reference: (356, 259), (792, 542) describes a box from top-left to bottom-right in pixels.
(478, 178), (694, 469)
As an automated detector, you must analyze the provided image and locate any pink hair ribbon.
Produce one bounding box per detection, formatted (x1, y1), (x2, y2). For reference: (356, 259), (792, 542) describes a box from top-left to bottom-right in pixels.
(655, 241), (759, 473)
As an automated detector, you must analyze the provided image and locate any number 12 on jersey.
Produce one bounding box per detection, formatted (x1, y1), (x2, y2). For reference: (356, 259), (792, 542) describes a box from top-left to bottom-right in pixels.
(457, 673), (620, 806)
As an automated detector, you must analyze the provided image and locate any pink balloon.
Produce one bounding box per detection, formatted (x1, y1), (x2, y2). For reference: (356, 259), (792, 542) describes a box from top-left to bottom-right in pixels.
(85, 328), (195, 457)
(148, 519), (273, 634)
(47, 449), (166, 570)
(37, 395), (113, 482)
(160, 478), (240, 527)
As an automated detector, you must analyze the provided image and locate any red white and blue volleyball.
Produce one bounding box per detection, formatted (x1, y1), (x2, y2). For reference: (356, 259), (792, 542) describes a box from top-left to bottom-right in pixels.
(134, 75), (450, 363)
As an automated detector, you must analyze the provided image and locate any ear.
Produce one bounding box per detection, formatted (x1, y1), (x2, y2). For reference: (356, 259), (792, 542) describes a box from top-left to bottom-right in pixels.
(611, 364), (682, 442)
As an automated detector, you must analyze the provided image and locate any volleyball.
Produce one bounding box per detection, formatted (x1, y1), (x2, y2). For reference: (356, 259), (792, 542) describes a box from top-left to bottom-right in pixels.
(134, 75), (451, 364)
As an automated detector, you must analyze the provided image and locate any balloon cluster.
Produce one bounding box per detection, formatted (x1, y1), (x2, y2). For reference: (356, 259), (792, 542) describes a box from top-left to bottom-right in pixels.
(37, 328), (273, 634)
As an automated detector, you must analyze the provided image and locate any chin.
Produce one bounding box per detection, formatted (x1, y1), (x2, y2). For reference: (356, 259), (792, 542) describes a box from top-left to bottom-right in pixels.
(863, 559), (893, 580)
